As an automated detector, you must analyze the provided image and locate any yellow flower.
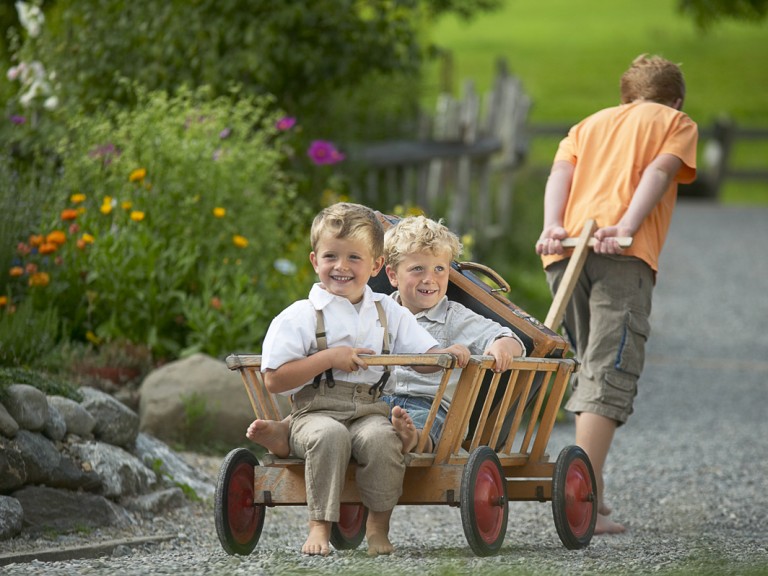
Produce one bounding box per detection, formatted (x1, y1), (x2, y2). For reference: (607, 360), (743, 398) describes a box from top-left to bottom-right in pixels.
(122, 200), (133, 211)
(100, 196), (113, 215)
(81, 233), (95, 244)
(213, 207), (226, 218)
(70, 193), (86, 204)
(85, 330), (101, 345)
(232, 235), (249, 248)
(129, 168), (147, 182)
(130, 211), (145, 222)
(28, 272), (50, 287)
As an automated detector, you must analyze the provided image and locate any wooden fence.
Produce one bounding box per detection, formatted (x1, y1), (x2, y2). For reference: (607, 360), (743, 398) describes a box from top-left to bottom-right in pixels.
(348, 61), (767, 246)
(348, 58), (531, 247)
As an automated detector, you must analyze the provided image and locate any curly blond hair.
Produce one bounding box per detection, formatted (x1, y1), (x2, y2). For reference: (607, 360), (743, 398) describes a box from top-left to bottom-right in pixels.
(384, 215), (462, 269)
(620, 54), (686, 106)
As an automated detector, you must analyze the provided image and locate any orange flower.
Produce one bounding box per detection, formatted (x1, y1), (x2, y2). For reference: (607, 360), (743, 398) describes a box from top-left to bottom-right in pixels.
(0, 296), (7, 307)
(232, 235), (249, 248)
(210, 296), (222, 310)
(46, 230), (66, 245)
(39, 242), (58, 255)
(61, 209), (78, 221)
(9, 266), (24, 277)
(29, 234), (44, 247)
(129, 168), (147, 182)
(28, 272), (50, 287)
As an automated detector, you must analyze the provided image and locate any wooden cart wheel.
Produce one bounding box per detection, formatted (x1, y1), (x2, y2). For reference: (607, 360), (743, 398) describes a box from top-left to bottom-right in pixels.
(552, 445), (597, 549)
(330, 504), (368, 550)
(214, 448), (265, 555)
(460, 446), (509, 556)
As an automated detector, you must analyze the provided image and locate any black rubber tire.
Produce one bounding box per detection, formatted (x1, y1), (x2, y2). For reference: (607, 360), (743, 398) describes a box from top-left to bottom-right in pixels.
(460, 446), (509, 556)
(214, 448), (264, 555)
(330, 504), (368, 550)
(552, 445), (597, 549)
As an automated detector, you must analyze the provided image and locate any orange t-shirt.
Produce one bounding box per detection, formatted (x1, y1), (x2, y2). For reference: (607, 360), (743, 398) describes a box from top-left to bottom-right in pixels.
(542, 101), (698, 274)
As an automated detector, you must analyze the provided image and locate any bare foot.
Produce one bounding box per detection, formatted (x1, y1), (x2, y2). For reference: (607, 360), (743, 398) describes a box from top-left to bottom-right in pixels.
(302, 520), (332, 556)
(245, 418), (291, 458)
(594, 513), (626, 535)
(391, 406), (418, 454)
(600, 501), (613, 516)
(366, 510), (395, 556)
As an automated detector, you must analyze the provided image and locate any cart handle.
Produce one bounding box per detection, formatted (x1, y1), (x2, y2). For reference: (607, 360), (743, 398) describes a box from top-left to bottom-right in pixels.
(544, 220), (633, 331)
(456, 261), (510, 293)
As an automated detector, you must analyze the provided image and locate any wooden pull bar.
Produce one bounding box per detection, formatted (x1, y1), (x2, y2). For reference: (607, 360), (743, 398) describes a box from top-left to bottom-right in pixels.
(561, 236), (633, 248)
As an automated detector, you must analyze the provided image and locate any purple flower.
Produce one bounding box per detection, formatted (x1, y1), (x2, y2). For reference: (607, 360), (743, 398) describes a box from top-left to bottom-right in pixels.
(307, 140), (345, 165)
(219, 127), (232, 139)
(88, 143), (121, 166)
(10, 115), (26, 125)
(275, 116), (296, 131)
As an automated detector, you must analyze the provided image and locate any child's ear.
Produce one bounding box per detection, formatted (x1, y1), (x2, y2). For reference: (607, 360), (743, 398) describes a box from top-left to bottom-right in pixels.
(385, 264), (398, 288)
(371, 255), (385, 276)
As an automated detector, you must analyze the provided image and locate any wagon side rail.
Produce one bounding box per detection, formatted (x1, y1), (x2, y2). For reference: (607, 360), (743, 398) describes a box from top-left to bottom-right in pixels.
(226, 352), (576, 467)
(225, 352), (458, 423)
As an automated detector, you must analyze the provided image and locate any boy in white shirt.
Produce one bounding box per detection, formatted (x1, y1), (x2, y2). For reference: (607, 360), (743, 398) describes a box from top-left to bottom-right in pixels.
(259, 202), (468, 557)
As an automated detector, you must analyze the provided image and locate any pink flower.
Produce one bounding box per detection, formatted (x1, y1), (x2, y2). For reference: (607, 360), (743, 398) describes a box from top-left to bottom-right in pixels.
(307, 140), (345, 165)
(275, 116), (296, 131)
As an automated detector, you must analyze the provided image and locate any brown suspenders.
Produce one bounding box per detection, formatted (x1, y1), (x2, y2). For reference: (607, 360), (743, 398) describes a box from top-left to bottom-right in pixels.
(312, 300), (391, 395)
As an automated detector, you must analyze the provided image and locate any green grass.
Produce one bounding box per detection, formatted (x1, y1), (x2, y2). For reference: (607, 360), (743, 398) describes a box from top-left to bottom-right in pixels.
(422, 0), (768, 205)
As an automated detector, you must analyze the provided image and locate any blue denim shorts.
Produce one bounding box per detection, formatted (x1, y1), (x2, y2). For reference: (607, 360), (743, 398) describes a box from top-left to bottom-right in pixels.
(382, 395), (448, 447)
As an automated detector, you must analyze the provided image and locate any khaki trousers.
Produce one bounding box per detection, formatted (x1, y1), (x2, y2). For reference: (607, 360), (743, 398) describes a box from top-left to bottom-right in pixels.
(290, 380), (405, 522)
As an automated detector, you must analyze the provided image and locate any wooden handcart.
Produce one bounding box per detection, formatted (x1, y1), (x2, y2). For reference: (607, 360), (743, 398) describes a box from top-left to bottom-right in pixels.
(214, 220), (626, 556)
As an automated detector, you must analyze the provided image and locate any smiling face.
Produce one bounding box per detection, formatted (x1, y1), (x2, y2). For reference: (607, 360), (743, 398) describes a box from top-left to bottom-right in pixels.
(386, 248), (452, 314)
(310, 233), (384, 304)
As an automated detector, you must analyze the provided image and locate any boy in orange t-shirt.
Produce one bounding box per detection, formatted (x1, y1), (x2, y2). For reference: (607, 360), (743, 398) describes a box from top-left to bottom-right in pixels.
(536, 54), (698, 535)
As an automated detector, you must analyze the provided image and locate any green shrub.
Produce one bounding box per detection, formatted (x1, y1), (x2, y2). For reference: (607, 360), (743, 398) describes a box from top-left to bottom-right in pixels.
(0, 298), (59, 367)
(4, 86), (314, 359)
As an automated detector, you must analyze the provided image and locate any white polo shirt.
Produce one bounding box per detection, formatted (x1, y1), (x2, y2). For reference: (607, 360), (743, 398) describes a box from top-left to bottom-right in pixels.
(261, 283), (439, 395)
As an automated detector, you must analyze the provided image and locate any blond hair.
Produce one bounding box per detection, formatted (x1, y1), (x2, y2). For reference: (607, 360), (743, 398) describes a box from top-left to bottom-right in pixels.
(310, 202), (384, 259)
(620, 54), (686, 106)
(384, 215), (462, 269)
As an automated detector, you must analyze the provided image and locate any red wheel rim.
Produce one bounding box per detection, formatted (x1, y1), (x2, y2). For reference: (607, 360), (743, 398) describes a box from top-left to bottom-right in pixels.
(227, 462), (259, 544)
(474, 460), (505, 544)
(565, 458), (594, 537)
(337, 504), (365, 538)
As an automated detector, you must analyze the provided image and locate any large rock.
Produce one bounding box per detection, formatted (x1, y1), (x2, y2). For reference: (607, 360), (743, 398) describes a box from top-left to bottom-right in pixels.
(0, 496), (23, 539)
(139, 353), (255, 446)
(12, 486), (131, 533)
(48, 395), (96, 437)
(0, 401), (19, 438)
(80, 387), (139, 448)
(0, 437), (27, 492)
(3, 384), (48, 431)
(67, 440), (158, 498)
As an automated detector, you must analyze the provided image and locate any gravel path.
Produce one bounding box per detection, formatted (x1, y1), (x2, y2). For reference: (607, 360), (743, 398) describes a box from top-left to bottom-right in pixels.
(2, 200), (767, 575)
